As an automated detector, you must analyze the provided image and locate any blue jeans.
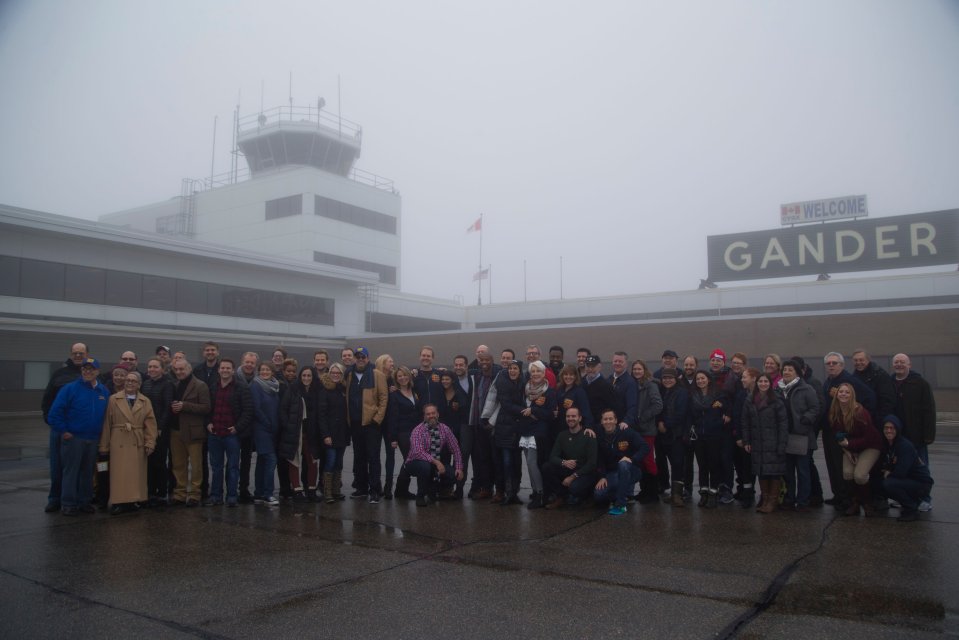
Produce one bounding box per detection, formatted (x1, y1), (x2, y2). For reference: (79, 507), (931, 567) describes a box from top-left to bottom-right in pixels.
(883, 476), (932, 512)
(255, 452), (277, 498)
(48, 428), (62, 505)
(60, 435), (98, 509)
(324, 446), (345, 472)
(594, 460), (643, 507)
(208, 433), (240, 501)
(785, 452), (811, 506)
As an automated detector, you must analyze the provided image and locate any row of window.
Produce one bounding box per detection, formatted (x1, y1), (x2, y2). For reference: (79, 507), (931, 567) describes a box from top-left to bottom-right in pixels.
(0, 256), (335, 325)
(262, 194), (397, 234)
(313, 251), (397, 285)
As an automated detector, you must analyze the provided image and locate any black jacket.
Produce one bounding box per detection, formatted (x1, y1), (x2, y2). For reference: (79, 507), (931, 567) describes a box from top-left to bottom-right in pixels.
(280, 382), (320, 459)
(141, 374), (174, 432)
(318, 373), (349, 448)
(853, 362), (896, 422)
(41, 359), (81, 424)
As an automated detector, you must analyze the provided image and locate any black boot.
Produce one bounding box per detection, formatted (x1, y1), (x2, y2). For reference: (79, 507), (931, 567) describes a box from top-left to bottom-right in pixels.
(527, 492), (544, 510)
(383, 478), (394, 501)
(739, 485), (755, 509)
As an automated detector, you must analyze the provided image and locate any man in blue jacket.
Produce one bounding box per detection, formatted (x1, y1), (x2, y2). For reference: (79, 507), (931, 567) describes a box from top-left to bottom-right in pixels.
(47, 357), (109, 516)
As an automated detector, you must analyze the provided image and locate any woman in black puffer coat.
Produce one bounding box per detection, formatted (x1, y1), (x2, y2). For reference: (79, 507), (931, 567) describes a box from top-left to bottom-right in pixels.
(491, 360), (526, 505)
(318, 363), (350, 503)
(742, 372), (788, 514)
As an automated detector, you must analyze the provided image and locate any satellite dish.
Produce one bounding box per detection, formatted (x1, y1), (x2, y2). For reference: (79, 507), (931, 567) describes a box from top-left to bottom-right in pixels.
(257, 113), (267, 126)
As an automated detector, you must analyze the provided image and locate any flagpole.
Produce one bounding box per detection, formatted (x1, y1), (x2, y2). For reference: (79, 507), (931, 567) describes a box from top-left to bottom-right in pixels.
(477, 213), (483, 305)
(488, 264), (492, 304)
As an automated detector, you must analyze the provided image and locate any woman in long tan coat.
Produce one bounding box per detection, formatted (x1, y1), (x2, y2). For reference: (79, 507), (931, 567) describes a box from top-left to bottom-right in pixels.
(99, 371), (158, 514)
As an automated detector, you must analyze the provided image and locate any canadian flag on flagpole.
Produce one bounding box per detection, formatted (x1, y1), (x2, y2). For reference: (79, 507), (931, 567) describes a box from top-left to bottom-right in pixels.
(472, 268), (489, 281)
(466, 217), (482, 233)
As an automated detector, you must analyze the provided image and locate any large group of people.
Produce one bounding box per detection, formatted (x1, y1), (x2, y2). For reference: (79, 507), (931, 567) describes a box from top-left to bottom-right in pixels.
(41, 340), (936, 522)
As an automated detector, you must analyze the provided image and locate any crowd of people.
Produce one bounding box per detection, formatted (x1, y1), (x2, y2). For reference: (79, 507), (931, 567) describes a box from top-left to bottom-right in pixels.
(41, 340), (936, 521)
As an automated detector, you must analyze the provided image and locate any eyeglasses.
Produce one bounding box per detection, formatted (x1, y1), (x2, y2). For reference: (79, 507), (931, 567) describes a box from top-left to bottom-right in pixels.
(825, 361), (841, 366)
(121, 357), (136, 362)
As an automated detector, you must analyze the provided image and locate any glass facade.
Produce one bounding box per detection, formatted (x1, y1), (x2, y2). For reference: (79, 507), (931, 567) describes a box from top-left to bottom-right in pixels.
(8, 257), (335, 326)
(314, 195), (397, 234)
(313, 251), (396, 285)
(265, 194), (303, 220)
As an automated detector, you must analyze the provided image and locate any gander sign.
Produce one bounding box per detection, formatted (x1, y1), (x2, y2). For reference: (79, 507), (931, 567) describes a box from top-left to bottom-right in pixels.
(707, 209), (958, 282)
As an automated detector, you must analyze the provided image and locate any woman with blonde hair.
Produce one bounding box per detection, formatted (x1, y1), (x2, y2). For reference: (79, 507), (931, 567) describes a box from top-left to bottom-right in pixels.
(828, 382), (882, 516)
(99, 370), (158, 515)
(375, 354), (397, 497)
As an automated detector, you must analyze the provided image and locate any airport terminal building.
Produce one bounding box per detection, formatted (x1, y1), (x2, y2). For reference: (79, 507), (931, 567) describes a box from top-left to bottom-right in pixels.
(1, 106), (957, 410)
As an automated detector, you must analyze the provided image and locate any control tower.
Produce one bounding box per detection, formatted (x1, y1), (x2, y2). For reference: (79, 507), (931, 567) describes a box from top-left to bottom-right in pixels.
(99, 100), (401, 293)
(237, 103), (363, 177)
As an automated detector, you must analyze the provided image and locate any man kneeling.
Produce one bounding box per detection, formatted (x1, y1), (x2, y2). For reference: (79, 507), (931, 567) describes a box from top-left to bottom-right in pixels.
(542, 407), (597, 509)
(404, 404), (464, 506)
(593, 409), (650, 516)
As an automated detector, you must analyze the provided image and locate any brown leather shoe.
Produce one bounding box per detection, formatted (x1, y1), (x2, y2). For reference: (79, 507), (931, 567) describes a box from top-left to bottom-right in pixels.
(472, 488), (492, 500)
(545, 496), (565, 510)
(490, 492), (505, 504)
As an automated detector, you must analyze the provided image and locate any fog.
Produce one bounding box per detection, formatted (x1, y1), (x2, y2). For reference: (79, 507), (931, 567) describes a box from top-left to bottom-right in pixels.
(1, 1), (957, 304)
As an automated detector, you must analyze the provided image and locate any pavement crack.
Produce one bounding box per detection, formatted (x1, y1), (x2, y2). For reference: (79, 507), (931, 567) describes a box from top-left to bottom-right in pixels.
(712, 513), (840, 639)
(0, 566), (234, 639)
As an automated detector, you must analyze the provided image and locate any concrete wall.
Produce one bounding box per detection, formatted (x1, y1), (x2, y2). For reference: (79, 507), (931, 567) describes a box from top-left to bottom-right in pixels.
(352, 308), (959, 411)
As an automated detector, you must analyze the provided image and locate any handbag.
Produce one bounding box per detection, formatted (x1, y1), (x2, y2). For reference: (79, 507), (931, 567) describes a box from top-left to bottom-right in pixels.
(786, 433), (808, 456)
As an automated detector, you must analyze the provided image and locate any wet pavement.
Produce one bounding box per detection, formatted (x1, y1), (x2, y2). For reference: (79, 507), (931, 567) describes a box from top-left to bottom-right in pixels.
(1, 416), (957, 639)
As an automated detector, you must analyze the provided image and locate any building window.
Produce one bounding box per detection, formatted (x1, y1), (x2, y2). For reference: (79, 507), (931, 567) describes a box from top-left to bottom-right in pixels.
(105, 270), (143, 308)
(142, 275), (176, 310)
(64, 266), (106, 304)
(24, 362), (54, 390)
(221, 288), (334, 326)
(176, 279), (208, 314)
(266, 194), (303, 220)
(314, 195), (397, 234)
(20, 259), (65, 300)
(0, 256), (20, 296)
(313, 251), (396, 285)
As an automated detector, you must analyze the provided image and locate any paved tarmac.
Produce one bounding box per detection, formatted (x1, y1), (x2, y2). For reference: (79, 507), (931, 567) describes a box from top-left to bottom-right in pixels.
(1, 415), (957, 639)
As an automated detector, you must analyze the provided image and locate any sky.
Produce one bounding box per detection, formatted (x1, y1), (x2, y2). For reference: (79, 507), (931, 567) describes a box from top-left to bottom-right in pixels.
(1, 1), (957, 305)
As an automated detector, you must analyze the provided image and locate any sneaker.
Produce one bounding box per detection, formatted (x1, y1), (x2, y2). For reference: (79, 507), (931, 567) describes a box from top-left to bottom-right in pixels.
(44, 501), (61, 513)
(719, 492), (735, 505)
(898, 510), (920, 522)
(202, 498), (223, 507)
(415, 495), (429, 507)
(608, 505), (627, 516)
(368, 491), (381, 504)
(79, 504), (96, 514)
(261, 496), (279, 505)
(350, 490), (369, 500)
(918, 500), (932, 512)
(253, 496), (265, 505)
(61, 507), (79, 516)
(226, 499), (238, 508)
(889, 500), (902, 509)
